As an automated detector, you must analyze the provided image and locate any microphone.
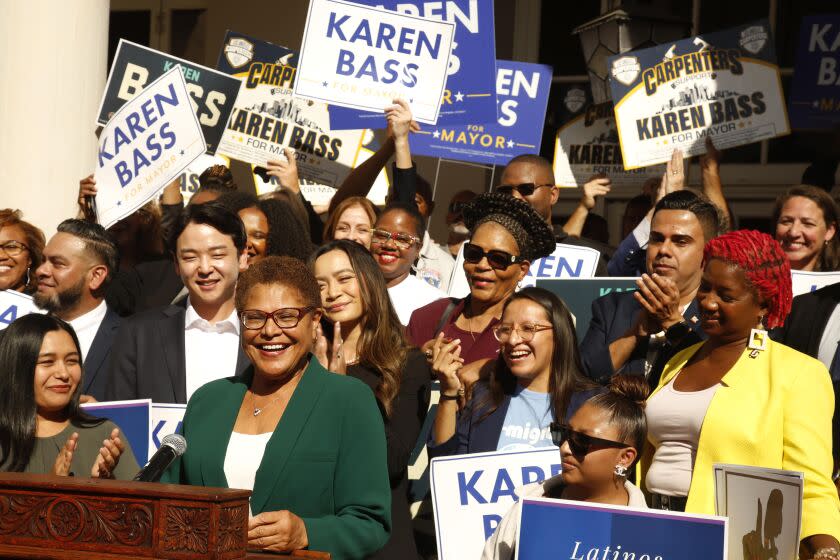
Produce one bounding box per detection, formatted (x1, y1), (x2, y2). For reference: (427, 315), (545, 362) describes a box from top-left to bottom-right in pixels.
(133, 434), (187, 482)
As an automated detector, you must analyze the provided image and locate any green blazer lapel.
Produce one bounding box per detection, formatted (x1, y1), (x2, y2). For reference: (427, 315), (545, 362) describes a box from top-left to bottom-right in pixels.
(199, 371), (252, 488)
(250, 357), (327, 514)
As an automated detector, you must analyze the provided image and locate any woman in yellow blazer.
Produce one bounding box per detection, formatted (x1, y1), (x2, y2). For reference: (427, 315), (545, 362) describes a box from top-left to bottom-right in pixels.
(640, 230), (840, 558)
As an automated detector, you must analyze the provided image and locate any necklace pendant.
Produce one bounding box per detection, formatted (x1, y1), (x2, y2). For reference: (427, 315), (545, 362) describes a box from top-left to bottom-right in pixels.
(253, 408), (262, 417)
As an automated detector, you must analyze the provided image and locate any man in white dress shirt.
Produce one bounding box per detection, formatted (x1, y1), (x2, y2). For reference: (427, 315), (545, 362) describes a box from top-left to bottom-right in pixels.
(106, 203), (250, 403)
(34, 219), (121, 401)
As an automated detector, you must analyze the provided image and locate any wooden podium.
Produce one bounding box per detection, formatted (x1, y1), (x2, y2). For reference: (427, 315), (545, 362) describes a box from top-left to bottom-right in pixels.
(0, 473), (329, 559)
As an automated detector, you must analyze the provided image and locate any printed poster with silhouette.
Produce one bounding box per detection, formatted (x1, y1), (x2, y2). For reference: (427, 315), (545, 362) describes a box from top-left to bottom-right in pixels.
(608, 19), (789, 169)
(714, 464), (803, 560)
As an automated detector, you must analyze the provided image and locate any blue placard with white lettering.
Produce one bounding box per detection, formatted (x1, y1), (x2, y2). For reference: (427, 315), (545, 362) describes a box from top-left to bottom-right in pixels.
(410, 60), (552, 165)
(517, 498), (727, 560)
(789, 15), (840, 129)
(328, 0), (497, 129)
(82, 400), (152, 466)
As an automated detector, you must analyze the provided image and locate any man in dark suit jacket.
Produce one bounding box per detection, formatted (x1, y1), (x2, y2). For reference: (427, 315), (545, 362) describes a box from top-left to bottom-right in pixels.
(106, 204), (250, 404)
(579, 191), (722, 388)
(34, 219), (121, 401)
(772, 282), (840, 472)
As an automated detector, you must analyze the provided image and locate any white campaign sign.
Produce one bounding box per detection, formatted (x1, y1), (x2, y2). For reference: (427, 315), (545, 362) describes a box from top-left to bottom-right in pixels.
(447, 242), (601, 298)
(94, 65), (206, 229)
(150, 403), (187, 458)
(430, 448), (561, 560)
(295, 0), (455, 124)
(0, 290), (42, 330)
(790, 270), (840, 296)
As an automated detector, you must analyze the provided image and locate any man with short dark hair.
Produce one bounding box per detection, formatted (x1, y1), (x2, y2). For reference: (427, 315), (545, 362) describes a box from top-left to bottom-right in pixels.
(35, 219), (121, 400)
(497, 154), (611, 275)
(579, 191), (723, 389)
(106, 203), (250, 403)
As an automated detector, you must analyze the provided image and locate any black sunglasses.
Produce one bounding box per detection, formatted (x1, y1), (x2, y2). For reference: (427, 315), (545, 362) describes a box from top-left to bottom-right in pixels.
(463, 243), (522, 270)
(496, 182), (554, 197)
(550, 423), (628, 456)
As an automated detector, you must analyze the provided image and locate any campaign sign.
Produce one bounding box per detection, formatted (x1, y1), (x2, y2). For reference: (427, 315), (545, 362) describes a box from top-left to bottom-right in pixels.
(96, 40), (240, 154)
(0, 290), (42, 330)
(94, 66), (206, 229)
(517, 498), (727, 560)
(295, 0), (455, 125)
(536, 278), (639, 338)
(81, 399), (152, 465)
(216, 31), (365, 188)
(553, 84), (665, 186)
(410, 60), (552, 165)
(791, 270), (840, 296)
(430, 448), (561, 560)
(177, 153), (230, 203)
(447, 243), (601, 298)
(329, 0), (497, 129)
(789, 15), (840, 129)
(609, 20), (789, 169)
(150, 403), (187, 459)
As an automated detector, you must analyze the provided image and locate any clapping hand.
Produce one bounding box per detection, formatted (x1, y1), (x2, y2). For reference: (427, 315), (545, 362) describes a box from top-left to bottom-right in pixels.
(52, 432), (79, 476)
(248, 510), (309, 552)
(314, 322), (347, 374)
(91, 427), (126, 479)
(430, 333), (464, 396)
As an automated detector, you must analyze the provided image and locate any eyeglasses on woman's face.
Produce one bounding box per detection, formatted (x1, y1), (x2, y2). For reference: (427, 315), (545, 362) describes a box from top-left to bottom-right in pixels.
(0, 241), (28, 258)
(370, 228), (420, 250)
(549, 423), (628, 456)
(463, 242), (522, 270)
(493, 322), (552, 342)
(240, 307), (314, 330)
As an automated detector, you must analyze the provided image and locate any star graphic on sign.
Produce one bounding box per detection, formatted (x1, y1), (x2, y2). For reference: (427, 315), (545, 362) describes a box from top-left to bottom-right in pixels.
(322, 81), (328, 87)
(116, 201), (122, 206)
(455, 91), (464, 102)
(180, 150), (185, 156)
(506, 140), (515, 148)
(433, 130), (440, 139)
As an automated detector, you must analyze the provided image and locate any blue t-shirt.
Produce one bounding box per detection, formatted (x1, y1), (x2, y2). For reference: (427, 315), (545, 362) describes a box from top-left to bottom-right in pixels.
(495, 386), (556, 452)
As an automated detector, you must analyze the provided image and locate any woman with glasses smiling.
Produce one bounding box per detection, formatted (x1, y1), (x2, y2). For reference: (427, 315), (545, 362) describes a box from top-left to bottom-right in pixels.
(408, 193), (555, 388)
(0, 209), (45, 295)
(428, 287), (600, 458)
(162, 256), (391, 560)
(482, 374), (650, 560)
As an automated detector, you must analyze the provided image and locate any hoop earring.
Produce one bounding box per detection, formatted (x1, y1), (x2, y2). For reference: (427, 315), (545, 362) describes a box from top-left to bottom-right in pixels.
(748, 316), (767, 358)
(614, 464), (628, 478)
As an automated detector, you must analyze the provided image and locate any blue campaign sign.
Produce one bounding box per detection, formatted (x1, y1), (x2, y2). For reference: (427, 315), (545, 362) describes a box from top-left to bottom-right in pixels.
(517, 498), (727, 560)
(328, 0), (497, 129)
(81, 400), (152, 465)
(410, 60), (552, 165)
(789, 15), (840, 129)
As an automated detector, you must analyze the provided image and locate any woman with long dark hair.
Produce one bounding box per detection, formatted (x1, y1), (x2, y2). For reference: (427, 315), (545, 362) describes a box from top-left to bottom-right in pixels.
(429, 287), (600, 457)
(311, 239), (430, 560)
(0, 314), (138, 477)
(773, 185), (840, 271)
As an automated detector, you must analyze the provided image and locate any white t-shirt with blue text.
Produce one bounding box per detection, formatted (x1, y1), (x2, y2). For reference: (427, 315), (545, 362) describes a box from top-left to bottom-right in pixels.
(496, 386), (556, 452)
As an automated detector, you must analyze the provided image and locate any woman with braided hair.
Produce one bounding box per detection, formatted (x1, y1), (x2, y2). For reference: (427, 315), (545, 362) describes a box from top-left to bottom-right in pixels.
(641, 230), (840, 556)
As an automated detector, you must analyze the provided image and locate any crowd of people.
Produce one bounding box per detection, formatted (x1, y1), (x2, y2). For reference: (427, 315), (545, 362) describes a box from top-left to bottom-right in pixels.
(1, 97), (840, 560)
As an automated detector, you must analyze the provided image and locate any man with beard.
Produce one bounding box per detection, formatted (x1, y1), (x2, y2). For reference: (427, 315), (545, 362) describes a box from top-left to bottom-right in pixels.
(34, 219), (121, 401)
(579, 191), (723, 389)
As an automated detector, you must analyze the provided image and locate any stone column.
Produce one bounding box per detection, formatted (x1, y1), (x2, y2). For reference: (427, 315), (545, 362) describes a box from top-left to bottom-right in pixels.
(0, 0), (109, 235)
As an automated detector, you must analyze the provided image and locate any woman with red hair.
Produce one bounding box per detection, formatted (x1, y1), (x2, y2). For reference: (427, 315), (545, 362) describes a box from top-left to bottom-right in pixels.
(640, 230), (840, 556)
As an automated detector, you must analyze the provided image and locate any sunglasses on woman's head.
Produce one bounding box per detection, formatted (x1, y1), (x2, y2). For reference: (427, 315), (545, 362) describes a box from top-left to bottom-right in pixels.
(496, 183), (554, 197)
(549, 423), (628, 456)
(462, 243), (521, 270)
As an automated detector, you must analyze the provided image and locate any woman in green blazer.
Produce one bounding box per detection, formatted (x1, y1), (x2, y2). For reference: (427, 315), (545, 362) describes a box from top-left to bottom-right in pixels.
(164, 256), (390, 560)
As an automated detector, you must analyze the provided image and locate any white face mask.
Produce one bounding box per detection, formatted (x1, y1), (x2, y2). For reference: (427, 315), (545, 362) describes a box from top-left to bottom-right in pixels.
(448, 222), (470, 236)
